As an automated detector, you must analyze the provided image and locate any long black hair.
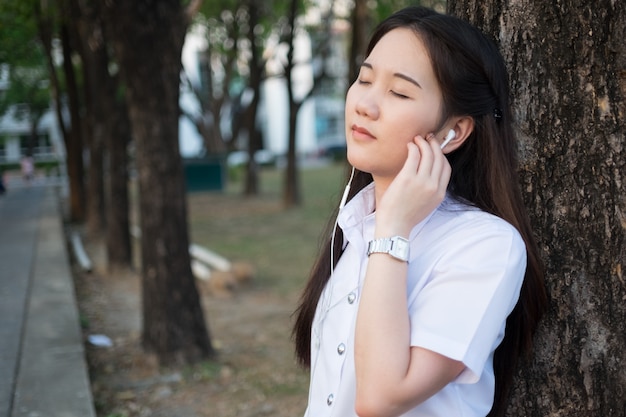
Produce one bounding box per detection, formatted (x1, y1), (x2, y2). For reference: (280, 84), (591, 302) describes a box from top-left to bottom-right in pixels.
(293, 7), (547, 416)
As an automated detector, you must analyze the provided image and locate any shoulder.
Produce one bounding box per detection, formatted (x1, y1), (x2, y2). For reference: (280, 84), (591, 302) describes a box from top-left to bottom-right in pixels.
(411, 195), (526, 269)
(430, 196), (523, 245)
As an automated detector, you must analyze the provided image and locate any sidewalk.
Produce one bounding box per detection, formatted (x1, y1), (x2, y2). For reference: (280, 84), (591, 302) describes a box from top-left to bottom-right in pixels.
(0, 182), (95, 417)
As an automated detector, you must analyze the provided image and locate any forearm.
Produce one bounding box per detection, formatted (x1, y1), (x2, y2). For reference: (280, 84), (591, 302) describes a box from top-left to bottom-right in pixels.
(354, 233), (463, 417)
(354, 250), (413, 416)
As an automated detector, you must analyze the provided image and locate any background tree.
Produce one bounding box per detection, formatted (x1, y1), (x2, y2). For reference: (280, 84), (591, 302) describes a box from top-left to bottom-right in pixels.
(193, 0), (274, 196)
(183, 0), (241, 155)
(279, 0), (336, 207)
(102, 0), (214, 364)
(0, 2), (53, 158)
(448, 0), (626, 415)
(67, 0), (132, 268)
(38, 0), (89, 222)
(68, 0), (106, 237)
(0, 67), (50, 158)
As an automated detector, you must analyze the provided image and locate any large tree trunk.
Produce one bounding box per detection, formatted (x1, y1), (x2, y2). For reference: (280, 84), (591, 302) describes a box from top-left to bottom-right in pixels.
(448, 1), (626, 415)
(103, 0), (214, 365)
(81, 56), (106, 237)
(72, 0), (132, 268)
(106, 89), (132, 270)
(68, 0), (107, 236)
(60, 22), (86, 223)
(36, 1), (85, 222)
(347, 0), (369, 85)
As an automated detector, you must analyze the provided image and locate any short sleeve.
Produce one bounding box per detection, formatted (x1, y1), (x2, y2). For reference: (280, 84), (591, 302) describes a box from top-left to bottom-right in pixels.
(407, 217), (526, 384)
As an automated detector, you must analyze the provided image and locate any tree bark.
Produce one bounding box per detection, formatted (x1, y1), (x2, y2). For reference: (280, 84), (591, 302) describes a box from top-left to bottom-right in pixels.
(347, 0), (369, 86)
(72, 0), (132, 268)
(243, 0), (263, 196)
(448, 0), (626, 415)
(103, 0), (214, 365)
(60, 22), (86, 223)
(75, 17), (106, 237)
(106, 90), (132, 270)
(282, 0), (302, 208)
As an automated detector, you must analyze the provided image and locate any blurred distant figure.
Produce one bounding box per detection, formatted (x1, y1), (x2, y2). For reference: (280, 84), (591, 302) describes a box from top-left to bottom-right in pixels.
(0, 169), (5, 195)
(20, 156), (34, 184)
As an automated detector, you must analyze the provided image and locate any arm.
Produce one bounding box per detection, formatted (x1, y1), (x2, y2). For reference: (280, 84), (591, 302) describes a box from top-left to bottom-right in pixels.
(354, 137), (463, 417)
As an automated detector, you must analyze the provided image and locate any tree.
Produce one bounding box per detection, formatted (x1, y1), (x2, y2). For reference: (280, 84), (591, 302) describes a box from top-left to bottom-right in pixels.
(448, 0), (626, 415)
(67, 0), (132, 268)
(68, 0), (107, 237)
(103, 0), (214, 364)
(0, 67), (50, 157)
(182, 0), (240, 155)
(280, 0), (336, 207)
(0, 2), (52, 157)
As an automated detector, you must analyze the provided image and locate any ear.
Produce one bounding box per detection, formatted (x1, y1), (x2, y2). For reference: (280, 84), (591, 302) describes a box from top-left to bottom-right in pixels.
(441, 116), (474, 154)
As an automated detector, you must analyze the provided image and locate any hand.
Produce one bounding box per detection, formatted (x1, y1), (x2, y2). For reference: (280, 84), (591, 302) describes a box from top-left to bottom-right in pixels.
(376, 134), (451, 237)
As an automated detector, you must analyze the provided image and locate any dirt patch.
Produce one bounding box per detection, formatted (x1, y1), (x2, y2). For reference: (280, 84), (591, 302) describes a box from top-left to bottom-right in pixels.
(74, 239), (310, 417)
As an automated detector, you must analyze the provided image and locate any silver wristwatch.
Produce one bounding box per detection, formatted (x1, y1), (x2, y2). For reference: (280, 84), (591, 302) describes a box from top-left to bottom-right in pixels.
(367, 236), (410, 262)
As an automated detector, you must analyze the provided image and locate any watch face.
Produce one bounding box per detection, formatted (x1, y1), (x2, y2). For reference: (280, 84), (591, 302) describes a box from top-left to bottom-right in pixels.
(392, 238), (409, 260)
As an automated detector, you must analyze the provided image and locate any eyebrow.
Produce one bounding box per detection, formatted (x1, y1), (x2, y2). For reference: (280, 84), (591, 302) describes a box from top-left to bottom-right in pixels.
(361, 62), (422, 89)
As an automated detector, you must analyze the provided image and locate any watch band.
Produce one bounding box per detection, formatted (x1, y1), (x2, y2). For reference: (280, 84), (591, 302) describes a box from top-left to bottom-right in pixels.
(367, 236), (410, 262)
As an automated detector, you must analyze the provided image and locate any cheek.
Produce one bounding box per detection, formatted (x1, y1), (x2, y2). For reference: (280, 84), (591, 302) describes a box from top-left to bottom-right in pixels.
(344, 85), (358, 117)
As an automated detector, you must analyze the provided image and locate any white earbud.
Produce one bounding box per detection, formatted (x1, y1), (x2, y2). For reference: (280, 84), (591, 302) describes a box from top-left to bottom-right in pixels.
(440, 129), (456, 150)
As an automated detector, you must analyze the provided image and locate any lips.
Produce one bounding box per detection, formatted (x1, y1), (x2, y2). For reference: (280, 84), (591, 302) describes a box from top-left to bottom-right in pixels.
(351, 124), (376, 140)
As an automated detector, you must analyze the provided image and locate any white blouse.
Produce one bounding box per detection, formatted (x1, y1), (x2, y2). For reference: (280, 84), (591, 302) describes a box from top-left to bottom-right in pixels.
(304, 182), (526, 417)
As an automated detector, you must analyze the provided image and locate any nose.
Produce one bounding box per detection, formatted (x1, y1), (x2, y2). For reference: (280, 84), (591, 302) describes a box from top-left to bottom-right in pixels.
(354, 90), (380, 119)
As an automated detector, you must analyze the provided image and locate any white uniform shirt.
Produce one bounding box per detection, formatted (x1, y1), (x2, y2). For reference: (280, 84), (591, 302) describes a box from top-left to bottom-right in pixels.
(304, 183), (526, 417)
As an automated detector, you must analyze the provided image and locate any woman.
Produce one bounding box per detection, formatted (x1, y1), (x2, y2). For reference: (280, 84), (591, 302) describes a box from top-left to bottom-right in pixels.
(293, 6), (547, 417)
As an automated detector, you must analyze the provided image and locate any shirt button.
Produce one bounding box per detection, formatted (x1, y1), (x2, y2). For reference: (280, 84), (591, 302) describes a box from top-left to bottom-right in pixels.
(337, 343), (346, 355)
(347, 292), (356, 304)
(314, 336), (320, 350)
(327, 393), (334, 406)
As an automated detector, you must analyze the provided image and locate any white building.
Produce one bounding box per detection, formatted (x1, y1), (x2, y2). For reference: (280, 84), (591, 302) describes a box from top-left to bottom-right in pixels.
(1, 16), (348, 166)
(0, 65), (65, 164)
(179, 17), (348, 161)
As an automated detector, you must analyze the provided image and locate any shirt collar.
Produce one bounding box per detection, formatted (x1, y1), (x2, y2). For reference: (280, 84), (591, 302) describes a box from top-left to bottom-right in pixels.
(337, 182), (444, 241)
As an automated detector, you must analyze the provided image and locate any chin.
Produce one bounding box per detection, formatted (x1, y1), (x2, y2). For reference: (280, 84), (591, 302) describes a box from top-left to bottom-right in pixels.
(346, 153), (373, 175)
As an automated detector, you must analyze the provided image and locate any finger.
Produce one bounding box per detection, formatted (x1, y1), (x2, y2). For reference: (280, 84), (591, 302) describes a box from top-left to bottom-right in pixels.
(428, 138), (452, 190)
(400, 140), (421, 175)
(414, 135), (435, 178)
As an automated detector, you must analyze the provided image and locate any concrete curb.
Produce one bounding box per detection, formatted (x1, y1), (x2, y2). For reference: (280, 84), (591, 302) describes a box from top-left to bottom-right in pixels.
(10, 188), (96, 417)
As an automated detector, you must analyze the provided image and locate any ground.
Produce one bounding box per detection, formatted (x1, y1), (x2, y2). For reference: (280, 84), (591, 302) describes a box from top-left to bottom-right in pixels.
(71, 165), (345, 417)
(74, 249), (309, 417)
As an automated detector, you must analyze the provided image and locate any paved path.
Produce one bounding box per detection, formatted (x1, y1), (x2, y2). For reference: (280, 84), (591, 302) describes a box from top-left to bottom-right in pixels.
(0, 183), (95, 417)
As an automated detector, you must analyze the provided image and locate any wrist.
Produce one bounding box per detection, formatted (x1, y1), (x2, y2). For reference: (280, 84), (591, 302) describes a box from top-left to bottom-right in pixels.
(367, 236), (410, 262)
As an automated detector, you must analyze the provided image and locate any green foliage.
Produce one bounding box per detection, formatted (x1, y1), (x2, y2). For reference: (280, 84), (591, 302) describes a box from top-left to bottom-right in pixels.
(0, 66), (50, 119)
(0, 0), (51, 124)
(0, 1), (41, 67)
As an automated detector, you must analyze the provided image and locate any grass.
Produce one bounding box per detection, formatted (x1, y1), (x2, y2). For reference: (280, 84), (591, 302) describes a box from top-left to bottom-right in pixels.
(187, 162), (348, 295)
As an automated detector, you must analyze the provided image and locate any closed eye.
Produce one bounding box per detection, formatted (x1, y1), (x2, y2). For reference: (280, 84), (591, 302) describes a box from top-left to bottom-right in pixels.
(391, 90), (410, 99)
(357, 79), (371, 85)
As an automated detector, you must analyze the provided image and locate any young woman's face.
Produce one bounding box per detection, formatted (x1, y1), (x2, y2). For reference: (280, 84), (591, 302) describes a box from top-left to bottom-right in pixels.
(345, 28), (444, 181)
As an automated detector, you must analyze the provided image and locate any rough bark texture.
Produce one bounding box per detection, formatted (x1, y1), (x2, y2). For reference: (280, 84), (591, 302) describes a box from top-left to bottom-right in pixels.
(448, 0), (626, 415)
(60, 22), (86, 223)
(243, 0), (262, 197)
(282, 0), (303, 208)
(348, 0), (370, 85)
(72, 0), (106, 237)
(103, 0), (214, 365)
(73, 0), (132, 268)
(105, 91), (132, 270)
